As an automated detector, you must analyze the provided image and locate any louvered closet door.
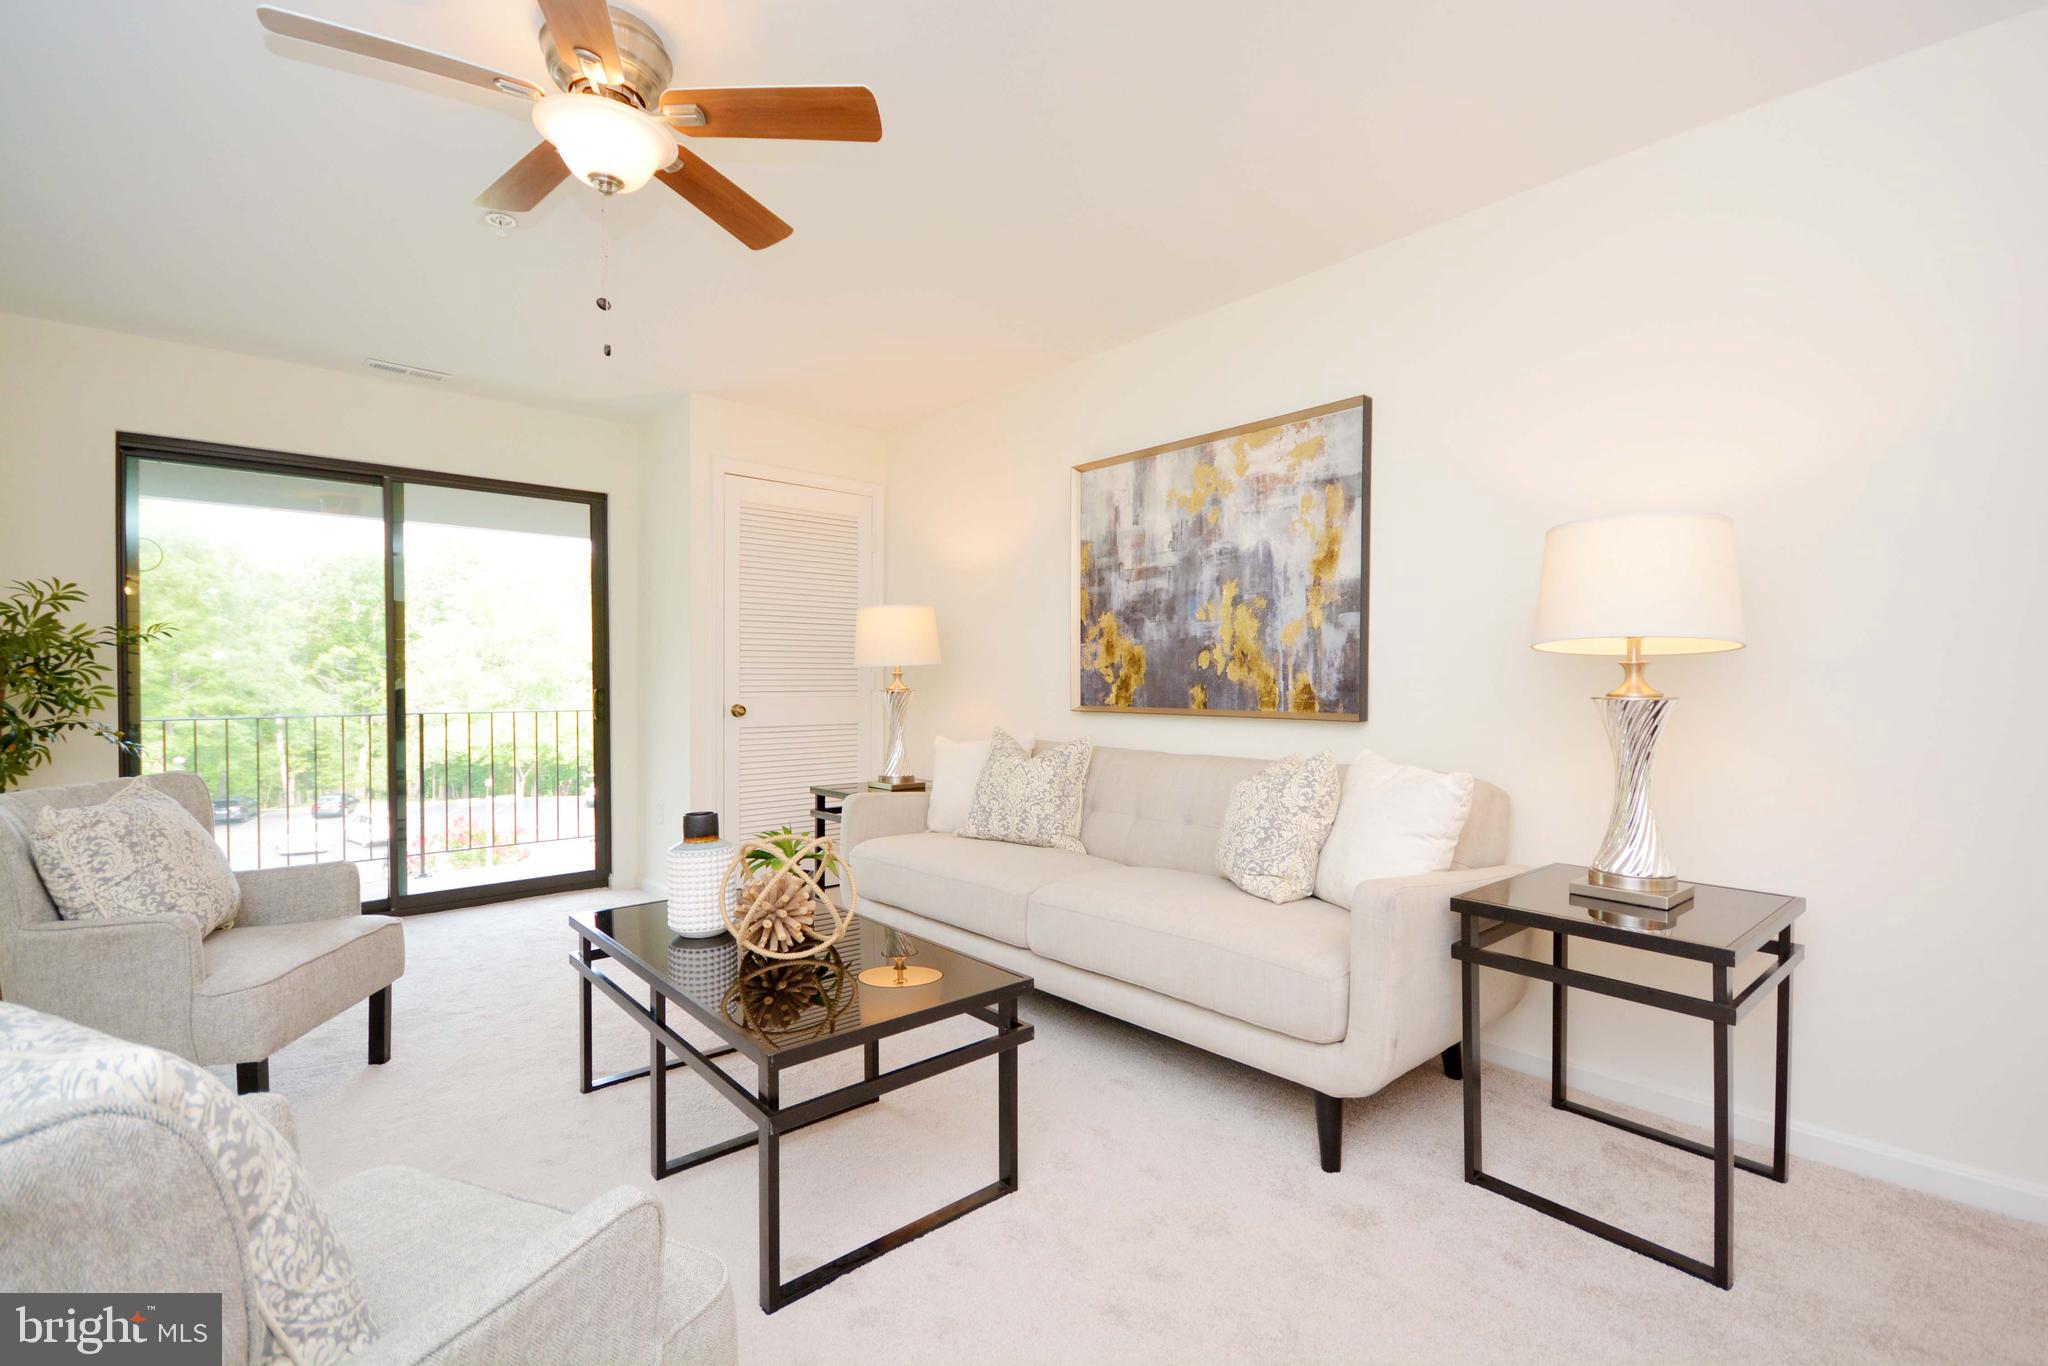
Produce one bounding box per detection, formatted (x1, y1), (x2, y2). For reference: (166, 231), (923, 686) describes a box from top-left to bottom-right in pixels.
(721, 475), (877, 839)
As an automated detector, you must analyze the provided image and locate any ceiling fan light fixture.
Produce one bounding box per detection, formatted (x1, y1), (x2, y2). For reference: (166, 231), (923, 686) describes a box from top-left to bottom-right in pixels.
(532, 93), (674, 195)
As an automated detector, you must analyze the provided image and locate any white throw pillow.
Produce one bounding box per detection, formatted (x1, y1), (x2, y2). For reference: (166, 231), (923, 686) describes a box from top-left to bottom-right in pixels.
(957, 729), (1093, 852)
(31, 782), (240, 935)
(927, 731), (1035, 833)
(0, 1002), (377, 1363)
(1313, 750), (1475, 905)
(1215, 754), (1342, 904)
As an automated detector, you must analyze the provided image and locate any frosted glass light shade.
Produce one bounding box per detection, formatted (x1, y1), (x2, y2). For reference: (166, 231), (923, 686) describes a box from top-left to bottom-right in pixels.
(667, 837), (736, 937)
(532, 93), (675, 193)
(855, 605), (941, 667)
(1532, 513), (1745, 656)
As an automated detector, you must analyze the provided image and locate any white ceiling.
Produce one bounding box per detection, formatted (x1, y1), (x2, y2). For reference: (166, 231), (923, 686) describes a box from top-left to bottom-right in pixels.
(1, 1), (2036, 430)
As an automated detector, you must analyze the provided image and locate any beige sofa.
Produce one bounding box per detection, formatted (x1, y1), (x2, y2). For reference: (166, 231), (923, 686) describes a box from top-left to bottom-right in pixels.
(841, 745), (1529, 1170)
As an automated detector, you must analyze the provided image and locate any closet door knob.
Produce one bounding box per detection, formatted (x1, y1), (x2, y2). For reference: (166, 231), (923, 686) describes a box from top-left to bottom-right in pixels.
(730, 704), (747, 718)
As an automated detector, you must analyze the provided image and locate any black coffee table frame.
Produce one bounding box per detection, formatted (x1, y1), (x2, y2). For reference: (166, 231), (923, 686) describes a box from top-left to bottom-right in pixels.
(1451, 867), (1804, 1290)
(572, 919), (1032, 1314)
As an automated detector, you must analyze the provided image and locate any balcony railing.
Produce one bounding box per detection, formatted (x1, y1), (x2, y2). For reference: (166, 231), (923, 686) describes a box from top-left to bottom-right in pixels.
(137, 710), (597, 879)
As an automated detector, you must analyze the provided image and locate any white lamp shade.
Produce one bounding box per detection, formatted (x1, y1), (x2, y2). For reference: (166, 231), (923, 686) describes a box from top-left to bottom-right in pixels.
(532, 93), (675, 194)
(1532, 513), (1744, 656)
(855, 605), (941, 667)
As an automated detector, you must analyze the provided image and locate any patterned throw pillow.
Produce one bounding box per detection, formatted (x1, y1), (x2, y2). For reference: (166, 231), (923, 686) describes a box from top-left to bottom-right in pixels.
(958, 730), (1094, 853)
(1215, 754), (1342, 903)
(0, 1003), (377, 1364)
(31, 782), (240, 935)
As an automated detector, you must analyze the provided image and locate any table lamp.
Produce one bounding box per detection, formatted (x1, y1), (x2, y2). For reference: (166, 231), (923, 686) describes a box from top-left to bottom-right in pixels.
(855, 604), (941, 790)
(1532, 513), (1744, 909)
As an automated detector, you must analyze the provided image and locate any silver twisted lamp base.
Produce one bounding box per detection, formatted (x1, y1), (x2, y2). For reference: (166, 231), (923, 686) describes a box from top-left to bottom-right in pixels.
(871, 670), (922, 790)
(1573, 694), (1696, 910)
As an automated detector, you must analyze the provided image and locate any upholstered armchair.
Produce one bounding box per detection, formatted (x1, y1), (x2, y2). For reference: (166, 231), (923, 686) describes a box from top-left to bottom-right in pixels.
(0, 1004), (737, 1366)
(0, 773), (403, 1092)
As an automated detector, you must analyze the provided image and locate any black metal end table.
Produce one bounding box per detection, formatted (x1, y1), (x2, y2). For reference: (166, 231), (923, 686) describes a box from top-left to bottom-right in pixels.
(571, 901), (1031, 1313)
(1451, 863), (1805, 1289)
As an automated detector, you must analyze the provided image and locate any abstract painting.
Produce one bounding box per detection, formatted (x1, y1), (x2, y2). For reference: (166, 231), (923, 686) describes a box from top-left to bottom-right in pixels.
(1073, 397), (1369, 719)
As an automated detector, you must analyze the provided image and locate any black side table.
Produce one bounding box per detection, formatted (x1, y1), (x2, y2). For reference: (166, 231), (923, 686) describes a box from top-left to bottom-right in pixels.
(1451, 863), (1805, 1289)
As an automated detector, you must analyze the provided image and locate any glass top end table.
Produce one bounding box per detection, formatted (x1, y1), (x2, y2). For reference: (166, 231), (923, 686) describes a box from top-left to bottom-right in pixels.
(570, 900), (1032, 1313)
(1452, 863), (1806, 1289)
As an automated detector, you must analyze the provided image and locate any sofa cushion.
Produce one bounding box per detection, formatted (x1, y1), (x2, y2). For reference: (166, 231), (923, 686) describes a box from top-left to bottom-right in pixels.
(849, 832), (1116, 947)
(193, 915), (404, 1062)
(1314, 749), (1473, 903)
(927, 731), (1034, 832)
(324, 1166), (566, 1334)
(31, 782), (240, 935)
(958, 730), (1093, 853)
(1215, 753), (1341, 903)
(1027, 867), (1350, 1043)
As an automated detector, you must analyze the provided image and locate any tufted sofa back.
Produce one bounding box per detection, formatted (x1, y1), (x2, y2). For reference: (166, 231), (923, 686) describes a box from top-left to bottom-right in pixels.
(1063, 745), (1508, 876)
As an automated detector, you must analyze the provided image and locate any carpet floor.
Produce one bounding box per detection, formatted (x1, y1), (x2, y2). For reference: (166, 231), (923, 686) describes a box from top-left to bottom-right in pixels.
(246, 890), (2048, 1365)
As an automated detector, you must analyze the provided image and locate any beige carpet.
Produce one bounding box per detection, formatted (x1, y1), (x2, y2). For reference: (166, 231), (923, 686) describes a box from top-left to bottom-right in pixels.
(250, 890), (2047, 1365)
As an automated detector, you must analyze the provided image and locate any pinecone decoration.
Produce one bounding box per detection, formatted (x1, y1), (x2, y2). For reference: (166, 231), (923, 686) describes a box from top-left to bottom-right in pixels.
(743, 872), (817, 952)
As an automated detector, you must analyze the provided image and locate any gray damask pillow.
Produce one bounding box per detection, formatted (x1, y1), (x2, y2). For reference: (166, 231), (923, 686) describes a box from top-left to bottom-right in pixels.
(0, 1002), (377, 1364)
(958, 730), (1094, 853)
(31, 782), (240, 935)
(1216, 753), (1341, 903)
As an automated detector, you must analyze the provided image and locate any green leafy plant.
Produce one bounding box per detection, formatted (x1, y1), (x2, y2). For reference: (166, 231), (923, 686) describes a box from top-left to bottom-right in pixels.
(740, 825), (840, 876)
(0, 579), (173, 792)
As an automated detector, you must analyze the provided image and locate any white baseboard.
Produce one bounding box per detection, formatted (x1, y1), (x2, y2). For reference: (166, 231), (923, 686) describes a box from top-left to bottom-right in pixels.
(1481, 1042), (2048, 1225)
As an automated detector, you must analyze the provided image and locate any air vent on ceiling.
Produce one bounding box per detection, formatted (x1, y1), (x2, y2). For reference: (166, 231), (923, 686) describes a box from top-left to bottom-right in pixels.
(366, 358), (448, 382)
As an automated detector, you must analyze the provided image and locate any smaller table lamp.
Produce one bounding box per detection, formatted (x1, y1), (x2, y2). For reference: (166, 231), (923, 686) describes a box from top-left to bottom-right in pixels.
(855, 604), (941, 790)
(1532, 513), (1744, 909)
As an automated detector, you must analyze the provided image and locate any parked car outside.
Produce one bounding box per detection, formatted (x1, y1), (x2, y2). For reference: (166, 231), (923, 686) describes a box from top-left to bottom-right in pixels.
(211, 797), (255, 824)
(346, 809), (389, 851)
(312, 792), (359, 818)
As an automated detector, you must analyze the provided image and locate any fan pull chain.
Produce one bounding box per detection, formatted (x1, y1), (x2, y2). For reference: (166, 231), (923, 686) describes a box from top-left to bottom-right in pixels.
(595, 195), (613, 357)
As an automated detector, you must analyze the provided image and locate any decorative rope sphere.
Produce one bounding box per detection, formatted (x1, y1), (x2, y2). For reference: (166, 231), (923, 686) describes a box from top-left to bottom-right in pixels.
(719, 834), (856, 959)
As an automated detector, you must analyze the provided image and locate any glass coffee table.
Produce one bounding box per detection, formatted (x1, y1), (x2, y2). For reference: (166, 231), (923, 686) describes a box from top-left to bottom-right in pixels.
(570, 901), (1033, 1313)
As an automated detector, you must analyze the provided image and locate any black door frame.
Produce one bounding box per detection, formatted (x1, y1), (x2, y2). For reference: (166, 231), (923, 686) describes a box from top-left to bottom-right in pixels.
(114, 432), (613, 915)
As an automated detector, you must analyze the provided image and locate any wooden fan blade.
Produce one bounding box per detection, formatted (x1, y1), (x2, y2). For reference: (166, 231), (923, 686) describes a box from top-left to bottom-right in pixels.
(476, 143), (571, 212)
(654, 148), (793, 250)
(659, 86), (882, 141)
(256, 6), (542, 100)
(537, 0), (624, 87)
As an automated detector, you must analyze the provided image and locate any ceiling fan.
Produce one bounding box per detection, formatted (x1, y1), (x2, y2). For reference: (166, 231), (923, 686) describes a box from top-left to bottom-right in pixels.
(255, 2), (882, 249)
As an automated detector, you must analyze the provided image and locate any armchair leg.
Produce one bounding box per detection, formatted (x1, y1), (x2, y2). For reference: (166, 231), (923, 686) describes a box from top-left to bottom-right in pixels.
(1314, 1091), (1342, 1173)
(1441, 1043), (1463, 1081)
(237, 1060), (270, 1095)
(368, 986), (391, 1065)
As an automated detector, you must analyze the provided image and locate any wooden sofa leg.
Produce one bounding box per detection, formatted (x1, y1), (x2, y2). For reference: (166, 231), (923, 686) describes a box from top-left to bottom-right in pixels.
(368, 987), (392, 1065)
(237, 1060), (270, 1095)
(1314, 1091), (1342, 1172)
(1441, 1043), (1463, 1081)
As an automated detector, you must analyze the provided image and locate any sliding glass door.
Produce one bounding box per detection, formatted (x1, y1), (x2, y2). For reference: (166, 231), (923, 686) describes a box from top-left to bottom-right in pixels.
(118, 437), (609, 912)
(394, 483), (603, 903)
(120, 458), (391, 900)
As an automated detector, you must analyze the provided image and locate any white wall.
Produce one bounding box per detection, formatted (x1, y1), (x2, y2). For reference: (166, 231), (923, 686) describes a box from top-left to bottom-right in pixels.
(0, 312), (649, 886)
(635, 394), (888, 880)
(885, 14), (2048, 1214)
